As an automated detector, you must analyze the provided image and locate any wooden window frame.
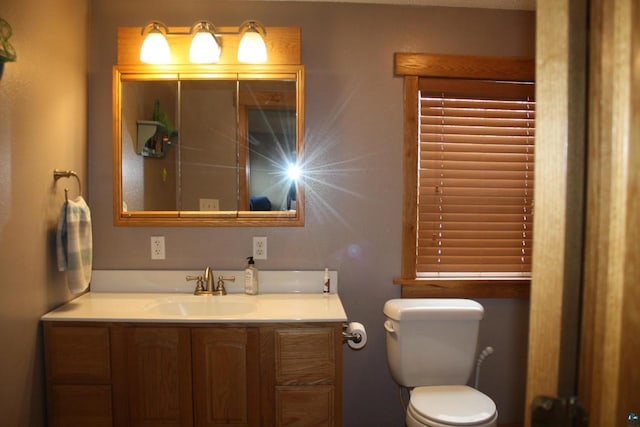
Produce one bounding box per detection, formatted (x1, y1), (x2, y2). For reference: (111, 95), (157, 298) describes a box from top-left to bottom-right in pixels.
(393, 53), (534, 299)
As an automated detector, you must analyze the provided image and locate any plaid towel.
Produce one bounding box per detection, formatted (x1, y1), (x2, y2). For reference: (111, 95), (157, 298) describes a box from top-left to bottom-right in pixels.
(56, 196), (92, 294)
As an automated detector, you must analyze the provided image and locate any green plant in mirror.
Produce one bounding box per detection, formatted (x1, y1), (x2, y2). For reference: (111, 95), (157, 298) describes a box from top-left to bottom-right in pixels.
(139, 99), (178, 158)
(0, 18), (16, 63)
(152, 99), (175, 136)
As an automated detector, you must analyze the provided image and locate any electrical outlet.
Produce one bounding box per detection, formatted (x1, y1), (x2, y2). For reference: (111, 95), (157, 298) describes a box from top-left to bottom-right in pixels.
(199, 198), (219, 211)
(151, 236), (165, 260)
(253, 236), (267, 260)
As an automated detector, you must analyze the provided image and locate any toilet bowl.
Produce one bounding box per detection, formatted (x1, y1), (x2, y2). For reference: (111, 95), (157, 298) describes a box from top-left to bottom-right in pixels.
(405, 385), (497, 427)
(383, 299), (498, 427)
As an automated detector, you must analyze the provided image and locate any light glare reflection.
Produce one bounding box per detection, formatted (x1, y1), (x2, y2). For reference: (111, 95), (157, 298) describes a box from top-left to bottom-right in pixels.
(286, 163), (301, 180)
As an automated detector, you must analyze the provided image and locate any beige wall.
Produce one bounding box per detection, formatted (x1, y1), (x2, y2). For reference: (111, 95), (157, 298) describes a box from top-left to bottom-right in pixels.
(0, 0), (89, 424)
(89, 2), (534, 425)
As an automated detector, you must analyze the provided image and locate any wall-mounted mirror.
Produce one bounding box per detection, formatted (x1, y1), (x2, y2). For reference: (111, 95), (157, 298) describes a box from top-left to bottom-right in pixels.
(112, 25), (304, 226)
(113, 65), (304, 226)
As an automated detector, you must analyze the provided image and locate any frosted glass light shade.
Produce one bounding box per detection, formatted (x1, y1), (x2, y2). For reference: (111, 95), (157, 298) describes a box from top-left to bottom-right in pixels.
(140, 31), (170, 64)
(190, 31), (220, 63)
(237, 31), (267, 63)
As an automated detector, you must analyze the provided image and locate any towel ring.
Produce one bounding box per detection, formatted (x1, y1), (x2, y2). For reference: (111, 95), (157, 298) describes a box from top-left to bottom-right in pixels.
(53, 169), (82, 201)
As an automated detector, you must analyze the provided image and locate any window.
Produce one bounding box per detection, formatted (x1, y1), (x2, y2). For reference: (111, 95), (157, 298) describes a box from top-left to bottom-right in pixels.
(394, 53), (535, 298)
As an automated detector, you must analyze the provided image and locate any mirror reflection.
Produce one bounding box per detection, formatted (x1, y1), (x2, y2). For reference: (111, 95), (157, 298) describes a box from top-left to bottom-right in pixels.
(238, 79), (297, 212)
(181, 79), (238, 212)
(114, 66), (304, 226)
(121, 79), (179, 212)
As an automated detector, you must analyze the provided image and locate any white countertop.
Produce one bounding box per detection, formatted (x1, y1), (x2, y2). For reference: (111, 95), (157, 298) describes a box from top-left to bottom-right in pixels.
(41, 292), (348, 323)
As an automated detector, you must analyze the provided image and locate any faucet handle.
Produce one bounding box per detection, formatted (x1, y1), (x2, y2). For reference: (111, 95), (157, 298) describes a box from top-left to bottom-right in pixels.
(186, 275), (204, 294)
(216, 275), (235, 295)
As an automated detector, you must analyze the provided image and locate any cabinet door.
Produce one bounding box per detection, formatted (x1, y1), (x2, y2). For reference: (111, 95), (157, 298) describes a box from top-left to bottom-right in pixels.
(192, 328), (260, 427)
(125, 327), (193, 427)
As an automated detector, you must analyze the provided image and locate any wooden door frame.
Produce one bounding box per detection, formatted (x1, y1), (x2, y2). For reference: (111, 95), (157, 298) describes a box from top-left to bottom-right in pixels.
(579, 0), (640, 423)
(525, 0), (588, 422)
(526, 0), (640, 425)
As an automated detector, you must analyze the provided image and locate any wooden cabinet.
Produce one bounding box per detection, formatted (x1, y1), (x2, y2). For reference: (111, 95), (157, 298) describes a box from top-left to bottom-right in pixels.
(44, 322), (342, 427)
(192, 328), (260, 427)
(260, 325), (343, 427)
(44, 325), (113, 427)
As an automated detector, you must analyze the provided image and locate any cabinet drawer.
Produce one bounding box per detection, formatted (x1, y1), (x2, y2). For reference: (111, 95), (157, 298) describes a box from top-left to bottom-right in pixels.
(275, 385), (334, 427)
(48, 384), (113, 427)
(275, 328), (335, 384)
(45, 325), (111, 383)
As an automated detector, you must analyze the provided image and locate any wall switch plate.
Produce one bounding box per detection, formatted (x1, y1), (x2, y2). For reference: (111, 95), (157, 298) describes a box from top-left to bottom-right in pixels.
(151, 236), (165, 260)
(253, 236), (267, 260)
(199, 198), (219, 211)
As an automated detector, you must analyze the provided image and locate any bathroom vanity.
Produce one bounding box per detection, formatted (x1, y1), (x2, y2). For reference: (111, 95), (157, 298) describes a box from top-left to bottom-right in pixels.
(42, 272), (347, 427)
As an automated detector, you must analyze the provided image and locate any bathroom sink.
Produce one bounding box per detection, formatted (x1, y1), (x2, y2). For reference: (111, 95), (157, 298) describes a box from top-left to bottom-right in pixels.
(143, 295), (257, 317)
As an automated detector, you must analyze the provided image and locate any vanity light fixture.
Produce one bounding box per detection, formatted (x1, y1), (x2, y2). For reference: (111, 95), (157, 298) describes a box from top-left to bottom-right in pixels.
(237, 20), (268, 64)
(189, 21), (221, 64)
(139, 21), (171, 64)
(139, 19), (268, 65)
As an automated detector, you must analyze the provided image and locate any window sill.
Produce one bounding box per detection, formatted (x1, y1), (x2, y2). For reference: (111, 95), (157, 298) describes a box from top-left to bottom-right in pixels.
(393, 278), (530, 299)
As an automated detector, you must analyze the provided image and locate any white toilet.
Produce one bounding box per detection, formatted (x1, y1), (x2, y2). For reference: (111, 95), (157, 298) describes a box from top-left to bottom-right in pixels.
(383, 299), (498, 427)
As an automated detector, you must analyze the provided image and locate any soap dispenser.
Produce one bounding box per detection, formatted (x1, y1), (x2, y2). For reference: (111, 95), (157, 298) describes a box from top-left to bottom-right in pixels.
(244, 256), (259, 295)
(323, 268), (330, 293)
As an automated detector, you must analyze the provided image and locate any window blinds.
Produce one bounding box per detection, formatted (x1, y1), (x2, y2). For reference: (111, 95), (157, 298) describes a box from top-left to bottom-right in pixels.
(417, 78), (535, 278)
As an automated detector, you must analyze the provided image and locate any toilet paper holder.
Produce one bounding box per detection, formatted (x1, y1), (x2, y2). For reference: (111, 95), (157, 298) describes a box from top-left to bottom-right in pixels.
(342, 322), (363, 344)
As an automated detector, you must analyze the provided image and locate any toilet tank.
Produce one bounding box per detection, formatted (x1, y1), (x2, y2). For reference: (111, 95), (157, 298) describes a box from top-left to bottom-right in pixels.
(383, 299), (484, 387)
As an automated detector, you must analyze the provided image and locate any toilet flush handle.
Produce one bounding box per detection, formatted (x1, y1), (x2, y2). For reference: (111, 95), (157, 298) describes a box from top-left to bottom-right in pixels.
(384, 320), (396, 334)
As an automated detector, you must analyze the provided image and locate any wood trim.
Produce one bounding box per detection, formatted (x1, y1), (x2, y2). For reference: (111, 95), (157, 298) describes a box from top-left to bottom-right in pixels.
(109, 326), (129, 426)
(524, 0), (588, 425)
(394, 53), (534, 81)
(395, 279), (530, 299)
(333, 324), (343, 427)
(259, 326), (277, 427)
(401, 76), (419, 279)
(579, 0), (640, 424)
(112, 68), (123, 227)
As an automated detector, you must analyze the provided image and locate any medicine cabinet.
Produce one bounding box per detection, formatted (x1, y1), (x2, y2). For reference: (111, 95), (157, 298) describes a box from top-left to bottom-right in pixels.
(112, 26), (304, 226)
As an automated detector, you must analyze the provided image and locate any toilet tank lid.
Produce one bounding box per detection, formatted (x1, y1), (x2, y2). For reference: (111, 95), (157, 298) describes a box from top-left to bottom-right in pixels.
(383, 299), (483, 321)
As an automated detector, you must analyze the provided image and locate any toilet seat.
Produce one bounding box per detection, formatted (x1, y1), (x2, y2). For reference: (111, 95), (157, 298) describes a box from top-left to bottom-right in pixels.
(406, 385), (497, 427)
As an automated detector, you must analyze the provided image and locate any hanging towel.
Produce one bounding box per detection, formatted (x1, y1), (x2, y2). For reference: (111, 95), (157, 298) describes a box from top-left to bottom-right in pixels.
(56, 196), (92, 294)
